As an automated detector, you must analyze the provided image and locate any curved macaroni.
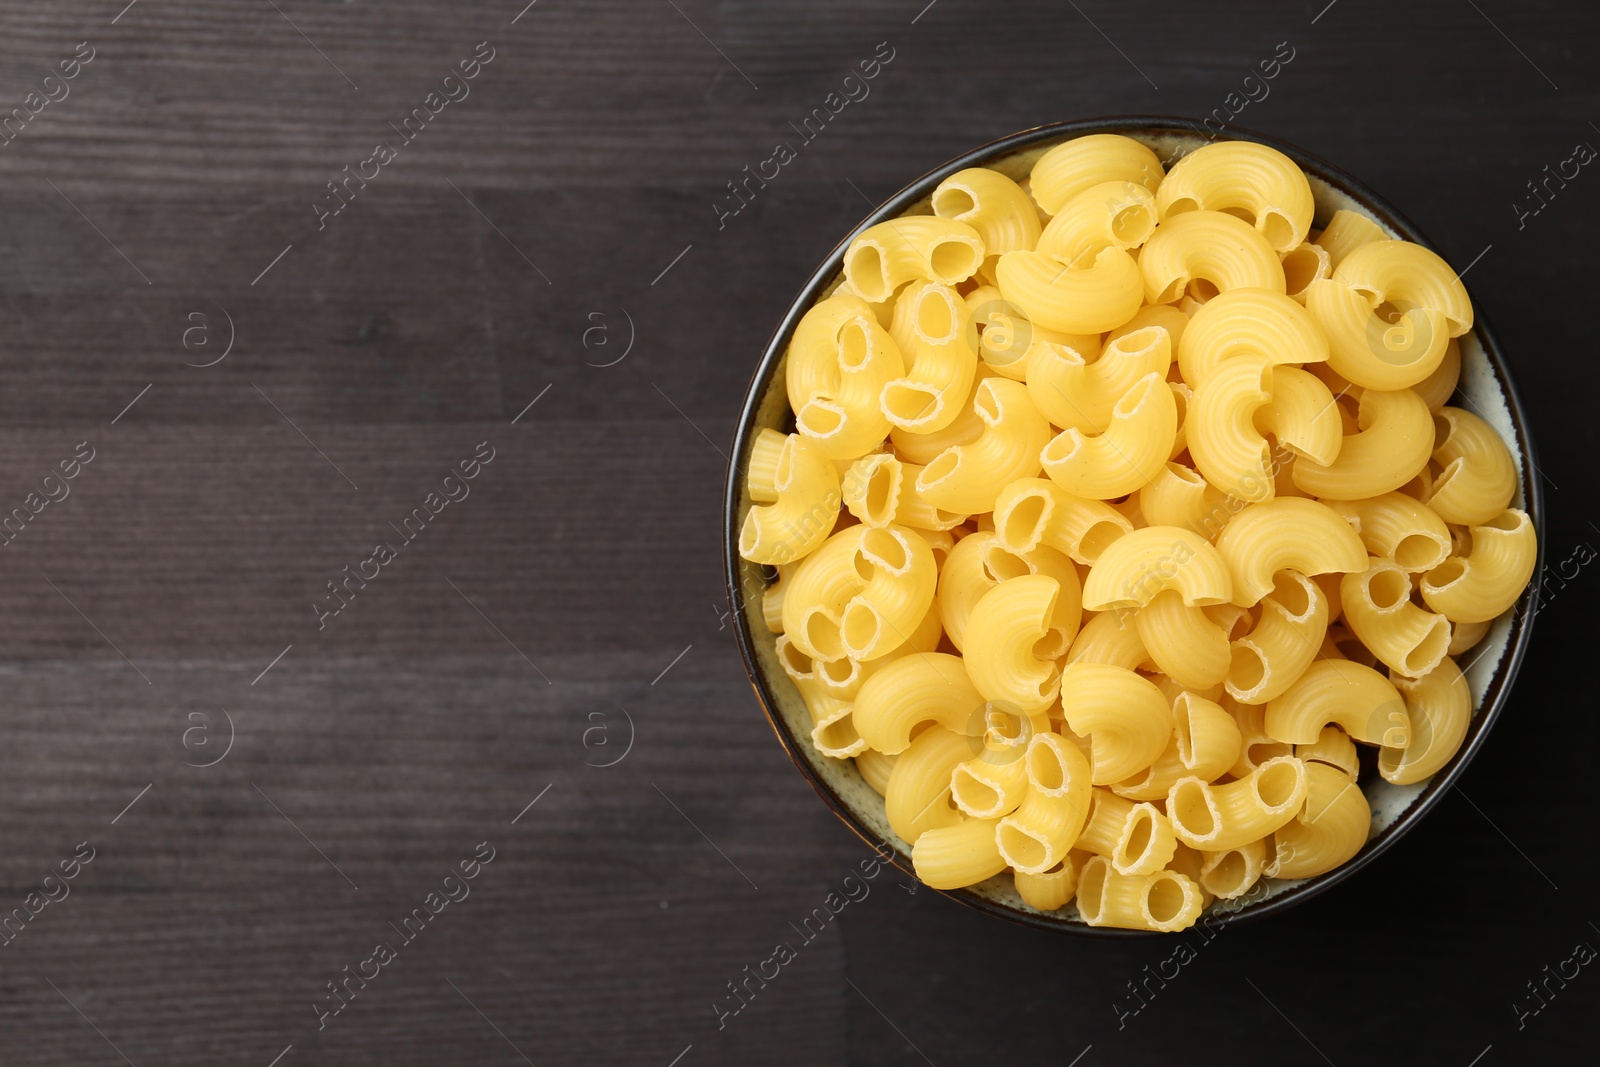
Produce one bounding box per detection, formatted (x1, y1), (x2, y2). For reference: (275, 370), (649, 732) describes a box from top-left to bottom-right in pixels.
(1380, 654), (1472, 784)
(854, 652), (984, 754)
(1076, 857), (1206, 932)
(1291, 386), (1434, 500)
(1327, 491), (1452, 572)
(1215, 497), (1369, 606)
(1425, 406), (1518, 526)
(996, 246), (1145, 335)
(1027, 326), (1172, 433)
(1264, 660), (1409, 746)
(882, 282), (980, 433)
(932, 167), (1042, 258)
(916, 378), (1051, 514)
(996, 732), (1095, 873)
(1157, 140), (1314, 253)
(1056, 663), (1170, 784)
(1082, 525), (1235, 610)
(1040, 373), (1177, 500)
(1139, 210), (1286, 305)
(1167, 755), (1308, 851)
(1420, 508), (1537, 623)
(1267, 761), (1370, 879)
(739, 432), (842, 565)
(963, 574), (1070, 713)
(1226, 570), (1329, 704)
(1177, 286), (1329, 385)
(1029, 133), (1165, 215)
(1340, 557), (1452, 678)
(992, 477), (1134, 564)
(1037, 180), (1158, 266)
(844, 216), (985, 303)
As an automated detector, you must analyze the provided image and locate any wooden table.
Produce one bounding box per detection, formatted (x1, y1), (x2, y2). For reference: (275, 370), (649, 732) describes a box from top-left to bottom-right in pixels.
(0, 1), (1589, 1062)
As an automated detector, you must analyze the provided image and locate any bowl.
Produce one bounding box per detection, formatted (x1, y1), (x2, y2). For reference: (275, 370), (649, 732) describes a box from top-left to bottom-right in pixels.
(722, 117), (1544, 935)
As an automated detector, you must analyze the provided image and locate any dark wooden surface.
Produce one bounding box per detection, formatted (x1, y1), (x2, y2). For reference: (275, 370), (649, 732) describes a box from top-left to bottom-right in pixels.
(0, 1), (1592, 1063)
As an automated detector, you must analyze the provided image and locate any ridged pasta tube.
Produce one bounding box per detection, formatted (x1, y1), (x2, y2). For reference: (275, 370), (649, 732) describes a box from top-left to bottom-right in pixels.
(1157, 141), (1315, 253)
(1109, 802), (1178, 876)
(1199, 838), (1268, 900)
(1226, 571), (1329, 704)
(963, 574), (1069, 713)
(1027, 326), (1172, 433)
(1177, 286), (1329, 385)
(996, 246), (1145, 335)
(1134, 589), (1231, 689)
(1013, 851), (1086, 911)
(1215, 498), (1368, 607)
(931, 167), (1041, 258)
(885, 725), (972, 843)
(1036, 180), (1158, 266)
(854, 652), (984, 755)
(1267, 761), (1370, 879)
(936, 531), (1082, 654)
(1264, 660), (1409, 746)
(1139, 210), (1286, 305)
(822, 525), (937, 662)
(1420, 509), (1537, 623)
(739, 433), (842, 565)
(916, 378), (1051, 514)
(992, 477), (1133, 565)
(1314, 209), (1388, 268)
(1057, 663), (1170, 784)
(1066, 610), (1152, 672)
(1341, 557), (1451, 678)
(1331, 238), (1473, 335)
(1040, 372), (1177, 500)
(1076, 856), (1205, 932)
(774, 635), (866, 758)
(1081, 525), (1234, 611)
(843, 216), (985, 303)
(1425, 407), (1518, 526)
(1327, 491), (1452, 572)
(882, 282), (979, 433)
(1138, 462), (1229, 534)
(1291, 386), (1434, 500)
(1028, 133), (1165, 215)
(1380, 655), (1472, 784)
(996, 732), (1095, 873)
(1306, 276), (1451, 392)
(1167, 755), (1309, 851)
(1296, 725), (1361, 781)
(912, 815), (1008, 890)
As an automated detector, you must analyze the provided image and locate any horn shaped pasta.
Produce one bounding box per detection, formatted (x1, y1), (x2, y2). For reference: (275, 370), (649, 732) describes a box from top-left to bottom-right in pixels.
(1296, 724), (1361, 781)
(916, 378), (1051, 514)
(1040, 372), (1177, 500)
(1267, 761), (1371, 879)
(963, 574), (1069, 713)
(996, 732), (1095, 873)
(1138, 210), (1286, 305)
(992, 477), (1133, 564)
(1109, 802), (1178, 876)
(937, 532), (1082, 654)
(1291, 386), (1434, 500)
(1380, 655), (1472, 785)
(885, 725), (971, 843)
(995, 246), (1146, 335)
(1138, 461), (1229, 533)
(912, 815), (1009, 890)
(1056, 663), (1170, 784)
(1027, 325), (1172, 433)
(1168, 755), (1309, 851)
(837, 525), (939, 661)
(1216, 497), (1368, 606)
(1067, 610), (1153, 671)
(1029, 133), (1165, 215)
(1305, 276), (1452, 392)
(1036, 180), (1158, 266)
(883, 282), (979, 433)
(1420, 508), (1537, 623)
(1157, 141), (1315, 253)
(1331, 239), (1474, 337)
(1425, 407), (1518, 525)
(1264, 660), (1410, 746)
(1081, 525), (1234, 610)
(738, 432), (842, 565)
(854, 652), (984, 755)
(1340, 557), (1452, 678)
(1133, 590), (1230, 689)
(1227, 571), (1330, 704)
(843, 216), (985, 303)
(1314, 208), (1388, 268)
(1013, 851), (1087, 912)
(1327, 491), (1453, 572)
(1281, 239), (1332, 303)
(1076, 856), (1206, 932)
(788, 300), (906, 459)
(774, 635), (866, 758)
(1199, 838), (1269, 900)
(931, 167), (1042, 258)
(1177, 286), (1329, 385)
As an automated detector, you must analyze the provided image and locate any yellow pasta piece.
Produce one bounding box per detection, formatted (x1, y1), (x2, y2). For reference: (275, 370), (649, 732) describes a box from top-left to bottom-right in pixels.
(883, 282), (980, 433)
(1420, 508), (1537, 623)
(1340, 557), (1451, 678)
(1264, 659), (1409, 746)
(1226, 571), (1329, 704)
(1077, 856), (1205, 932)
(995, 246), (1145, 335)
(1291, 386), (1434, 500)
(1226, 699), (1294, 779)
(1139, 461), (1229, 535)
(992, 477), (1134, 565)
(1380, 655), (1472, 784)
(844, 216), (985, 303)
(996, 732), (1095, 873)
(1027, 326), (1172, 433)
(1066, 610), (1152, 672)
(1134, 589), (1230, 689)
(1280, 239), (1332, 303)
(912, 815), (1008, 889)
(885, 725), (971, 843)
(963, 574), (1070, 713)
(1013, 851), (1086, 911)
(1313, 208), (1387, 268)
(853, 652), (984, 755)
(1083, 525), (1235, 611)
(1157, 141), (1315, 253)
(1040, 373), (1178, 500)
(1056, 663), (1170, 784)
(931, 167), (1042, 258)
(1029, 133), (1165, 215)
(1425, 407), (1518, 525)
(1412, 337), (1461, 411)
(1168, 755), (1308, 851)
(1199, 838), (1268, 900)
(916, 378), (1051, 514)
(1215, 497), (1368, 607)
(936, 532), (1082, 654)
(1177, 286), (1329, 385)
(1109, 801), (1178, 876)
(1327, 491), (1452, 572)
(738, 432), (842, 565)
(1296, 725), (1360, 781)
(1268, 761), (1370, 878)
(1139, 210), (1286, 305)
(1036, 181), (1158, 266)
(855, 748), (897, 796)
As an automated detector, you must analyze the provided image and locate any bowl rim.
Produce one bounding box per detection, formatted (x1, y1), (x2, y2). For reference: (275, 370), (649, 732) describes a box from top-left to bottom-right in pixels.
(721, 116), (1545, 937)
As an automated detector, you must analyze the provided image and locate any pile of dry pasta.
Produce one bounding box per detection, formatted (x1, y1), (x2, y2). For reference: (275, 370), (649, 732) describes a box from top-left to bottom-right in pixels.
(737, 134), (1536, 931)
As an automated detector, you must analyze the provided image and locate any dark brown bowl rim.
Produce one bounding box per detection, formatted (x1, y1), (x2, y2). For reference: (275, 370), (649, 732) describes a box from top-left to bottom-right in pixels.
(721, 116), (1545, 937)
